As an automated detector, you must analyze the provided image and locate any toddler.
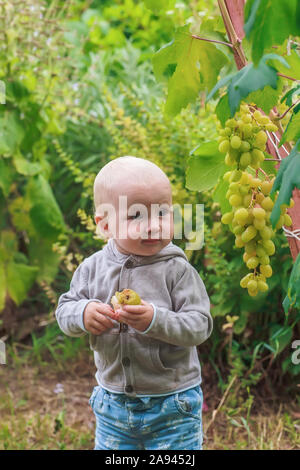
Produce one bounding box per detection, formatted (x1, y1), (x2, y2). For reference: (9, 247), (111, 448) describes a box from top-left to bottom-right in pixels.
(55, 156), (213, 450)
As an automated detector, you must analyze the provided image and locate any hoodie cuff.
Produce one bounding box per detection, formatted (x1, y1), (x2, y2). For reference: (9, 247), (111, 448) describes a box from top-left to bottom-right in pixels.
(81, 299), (103, 333)
(140, 303), (157, 334)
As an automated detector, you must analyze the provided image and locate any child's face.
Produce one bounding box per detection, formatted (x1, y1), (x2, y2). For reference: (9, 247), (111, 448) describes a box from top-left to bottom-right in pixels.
(95, 177), (174, 256)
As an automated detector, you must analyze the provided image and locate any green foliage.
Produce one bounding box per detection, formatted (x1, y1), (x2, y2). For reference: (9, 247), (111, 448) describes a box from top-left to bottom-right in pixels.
(244, 0), (300, 65)
(270, 140), (300, 228)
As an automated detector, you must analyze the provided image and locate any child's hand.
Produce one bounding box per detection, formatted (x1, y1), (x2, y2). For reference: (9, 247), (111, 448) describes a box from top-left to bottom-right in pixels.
(116, 300), (154, 332)
(83, 302), (118, 335)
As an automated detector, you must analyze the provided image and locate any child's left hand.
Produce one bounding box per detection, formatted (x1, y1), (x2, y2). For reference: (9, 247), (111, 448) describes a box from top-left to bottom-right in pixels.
(116, 300), (154, 332)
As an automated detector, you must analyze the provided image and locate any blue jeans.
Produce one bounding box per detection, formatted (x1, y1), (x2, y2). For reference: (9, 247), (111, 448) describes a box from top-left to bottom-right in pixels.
(89, 384), (204, 450)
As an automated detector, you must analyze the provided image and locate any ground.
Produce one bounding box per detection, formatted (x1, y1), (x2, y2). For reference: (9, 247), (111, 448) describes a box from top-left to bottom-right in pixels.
(1, 344), (299, 451)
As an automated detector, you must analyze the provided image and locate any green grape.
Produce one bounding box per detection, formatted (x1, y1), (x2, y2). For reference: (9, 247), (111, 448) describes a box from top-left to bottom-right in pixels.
(284, 214), (292, 226)
(240, 141), (251, 152)
(253, 110), (262, 120)
(224, 127), (232, 136)
(252, 148), (265, 163)
(253, 207), (266, 220)
(243, 194), (252, 207)
(261, 196), (274, 211)
(241, 225), (257, 243)
(250, 151), (261, 169)
(256, 245), (266, 257)
(257, 280), (268, 292)
(246, 257), (259, 269)
(229, 182), (240, 192)
(233, 225), (244, 235)
(242, 123), (252, 138)
(219, 139), (230, 153)
(242, 113), (252, 123)
(235, 235), (245, 248)
(240, 273), (252, 288)
(260, 264), (272, 278)
(226, 118), (236, 128)
(230, 169), (242, 182)
(261, 180), (272, 195)
(245, 240), (256, 253)
(260, 226), (273, 240)
(230, 135), (242, 149)
(229, 194), (242, 207)
(221, 212), (234, 224)
(234, 207), (249, 225)
(248, 288), (258, 297)
(262, 239), (275, 255)
(225, 153), (236, 166)
(259, 254), (270, 265)
(255, 130), (268, 147)
(266, 123), (278, 132)
(247, 280), (258, 291)
(253, 218), (266, 230)
(240, 152), (251, 168)
(239, 185), (249, 196)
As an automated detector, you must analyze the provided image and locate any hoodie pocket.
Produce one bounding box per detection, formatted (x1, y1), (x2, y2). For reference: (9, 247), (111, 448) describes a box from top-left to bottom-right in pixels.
(151, 342), (175, 373)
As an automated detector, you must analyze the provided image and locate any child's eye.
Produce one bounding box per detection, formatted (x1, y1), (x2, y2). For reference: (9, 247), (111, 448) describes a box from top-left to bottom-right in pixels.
(128, 211), (142, 220)
(159, 208), (169, 217)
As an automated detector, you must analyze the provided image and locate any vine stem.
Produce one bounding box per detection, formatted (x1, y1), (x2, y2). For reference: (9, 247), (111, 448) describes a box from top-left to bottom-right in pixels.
(274, 99), (300, 120)
(277, 73), (300, 83)
(191, 34), (233, 48)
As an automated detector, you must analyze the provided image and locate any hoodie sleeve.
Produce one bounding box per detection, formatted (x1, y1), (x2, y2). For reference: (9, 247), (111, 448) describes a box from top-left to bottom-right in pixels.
(55, 261), (102, 337)
(141, 261), (213, 347)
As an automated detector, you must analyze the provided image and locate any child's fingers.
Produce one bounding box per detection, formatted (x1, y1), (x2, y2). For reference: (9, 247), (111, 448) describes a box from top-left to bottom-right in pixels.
(96, 305), (119, 320)
(121, 304), (147, 314)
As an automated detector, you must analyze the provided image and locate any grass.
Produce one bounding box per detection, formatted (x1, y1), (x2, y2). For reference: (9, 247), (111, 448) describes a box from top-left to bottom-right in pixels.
(0, 323), (299, 450)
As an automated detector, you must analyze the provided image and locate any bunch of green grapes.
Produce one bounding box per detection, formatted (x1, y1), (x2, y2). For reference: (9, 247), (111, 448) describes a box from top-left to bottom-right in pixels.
(218, 103), (294, 296)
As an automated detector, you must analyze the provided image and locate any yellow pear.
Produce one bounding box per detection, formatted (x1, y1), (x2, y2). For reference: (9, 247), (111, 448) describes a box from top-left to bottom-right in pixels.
(111, 289), (141, 312)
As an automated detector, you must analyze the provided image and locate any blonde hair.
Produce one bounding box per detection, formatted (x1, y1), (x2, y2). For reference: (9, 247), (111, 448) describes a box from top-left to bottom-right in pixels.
(93, 156), (170, 217)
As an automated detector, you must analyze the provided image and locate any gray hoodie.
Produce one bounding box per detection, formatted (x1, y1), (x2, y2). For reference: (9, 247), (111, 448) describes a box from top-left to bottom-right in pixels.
(55, 238), (213, 397)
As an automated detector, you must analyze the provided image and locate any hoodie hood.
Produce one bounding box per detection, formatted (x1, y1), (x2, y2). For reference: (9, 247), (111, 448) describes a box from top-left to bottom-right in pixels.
(103, 238), (188, 266)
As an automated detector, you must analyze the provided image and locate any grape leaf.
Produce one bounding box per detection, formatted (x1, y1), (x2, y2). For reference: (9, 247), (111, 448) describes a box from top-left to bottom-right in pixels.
(152, 25), (227, 117)
(270, 139), (300, 228)
(244, 0), (300, 65)
(207, 54), (289, 116)
(279, 109), (300, 146)
(281, 85), (300, 107)
(186, 141), (227, 192)
(283, 252), (300, 313)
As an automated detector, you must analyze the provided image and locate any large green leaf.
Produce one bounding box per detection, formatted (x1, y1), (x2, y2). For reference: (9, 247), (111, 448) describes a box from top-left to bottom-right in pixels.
(270, 140), (300, 228)
(153, 25), (227, 117)
(28, 237), (61, 283)
(207, 54), (289, 116)
(186, 141), (227, 192)
(244, 0), (300, 65)
(6, 262), (39, 306)
(25, 174), (66, 240)
(283, 253), (300, 313)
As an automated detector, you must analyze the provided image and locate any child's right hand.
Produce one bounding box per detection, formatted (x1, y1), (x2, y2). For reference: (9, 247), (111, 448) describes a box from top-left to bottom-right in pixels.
(83, 302), (118, 335)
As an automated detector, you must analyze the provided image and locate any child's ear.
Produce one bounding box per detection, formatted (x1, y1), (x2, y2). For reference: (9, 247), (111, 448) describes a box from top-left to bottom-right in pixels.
(94, 215), (111, 240)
